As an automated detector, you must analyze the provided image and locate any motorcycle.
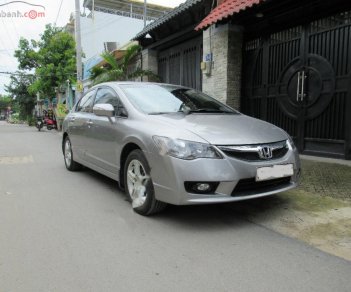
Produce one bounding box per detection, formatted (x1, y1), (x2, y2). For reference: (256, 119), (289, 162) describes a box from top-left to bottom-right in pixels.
(45, 116), (57, 130)
(44, 109), (57, 130)
(36, 117), (44, 131)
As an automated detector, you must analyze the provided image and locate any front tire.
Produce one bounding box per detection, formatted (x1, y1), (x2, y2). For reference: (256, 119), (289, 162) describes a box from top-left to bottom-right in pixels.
(124, 150), (167, 216)
(63, 136), (82, 171)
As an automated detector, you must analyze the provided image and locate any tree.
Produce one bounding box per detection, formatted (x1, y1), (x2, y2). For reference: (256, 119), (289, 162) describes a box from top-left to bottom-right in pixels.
(0, 95), (12, 112)
(14, 24), (76, 98)
(5, 73), (36, 119)
(90, 44), (158, 85)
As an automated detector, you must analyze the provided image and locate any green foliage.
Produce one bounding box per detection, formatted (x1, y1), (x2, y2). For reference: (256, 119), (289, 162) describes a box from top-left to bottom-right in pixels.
(14, 38), (39, 70)
(7, 113), (21, 124)
(0, 96), (12, 111)
(14, 24), (76, 97)
(26, 115), (36, 126)
(5, 73), (35, 119)
(90, 44), (159, 85)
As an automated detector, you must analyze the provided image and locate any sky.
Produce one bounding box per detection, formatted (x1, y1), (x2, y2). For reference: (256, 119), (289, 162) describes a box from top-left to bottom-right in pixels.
(0, 0), (186, 95)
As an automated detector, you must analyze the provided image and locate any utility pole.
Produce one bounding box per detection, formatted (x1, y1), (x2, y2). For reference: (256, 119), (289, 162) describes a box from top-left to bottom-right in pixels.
(143, 0), (147, 27)
(75, 0), (83, 103)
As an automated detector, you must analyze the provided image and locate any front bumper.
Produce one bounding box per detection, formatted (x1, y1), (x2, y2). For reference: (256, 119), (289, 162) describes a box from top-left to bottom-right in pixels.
(147, 147), (300, 206)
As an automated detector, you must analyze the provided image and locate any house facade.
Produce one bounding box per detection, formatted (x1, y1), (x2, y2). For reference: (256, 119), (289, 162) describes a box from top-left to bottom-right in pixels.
(135, 0), (351, 160)
(81, 0), (172, 89)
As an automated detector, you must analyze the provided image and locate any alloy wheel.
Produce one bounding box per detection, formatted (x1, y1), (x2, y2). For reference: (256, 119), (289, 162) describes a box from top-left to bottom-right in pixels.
(64, 139), (72, 167)
(126, 159), (150, 208)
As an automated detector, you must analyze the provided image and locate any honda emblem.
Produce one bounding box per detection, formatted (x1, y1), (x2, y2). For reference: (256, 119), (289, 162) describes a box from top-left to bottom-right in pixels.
(258, 146), (273, 159)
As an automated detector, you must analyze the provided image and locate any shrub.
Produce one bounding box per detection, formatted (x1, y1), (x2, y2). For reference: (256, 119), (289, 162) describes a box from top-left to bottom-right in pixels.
(26, 116), (36, 126)
(8, 113), (21, 124)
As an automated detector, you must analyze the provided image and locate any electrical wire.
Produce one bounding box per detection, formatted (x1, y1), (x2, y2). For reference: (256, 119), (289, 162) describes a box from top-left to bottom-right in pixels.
(9, 17), (20, 40)
(0, 39), (12, 57)
(0, 17), (16, 51)
(55, 0), (64, 25)
(81, 16), (124, 36)
(80, 14), (121, 33)
(0, 71), (77, 78)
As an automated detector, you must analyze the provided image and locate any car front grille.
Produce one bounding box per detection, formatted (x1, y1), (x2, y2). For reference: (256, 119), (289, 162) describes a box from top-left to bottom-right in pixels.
(217, 140), (289, 161)
(231, 176), (292, 197)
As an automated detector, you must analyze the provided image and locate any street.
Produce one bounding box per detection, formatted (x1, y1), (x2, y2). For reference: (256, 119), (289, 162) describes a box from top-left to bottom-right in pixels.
(0, 121), (350, 292)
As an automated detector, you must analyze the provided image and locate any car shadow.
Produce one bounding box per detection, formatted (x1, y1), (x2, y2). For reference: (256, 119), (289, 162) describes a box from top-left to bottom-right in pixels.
(80, 167), (291, 230)
(153, 195), (290, 230)
(82, 167), (124, 191)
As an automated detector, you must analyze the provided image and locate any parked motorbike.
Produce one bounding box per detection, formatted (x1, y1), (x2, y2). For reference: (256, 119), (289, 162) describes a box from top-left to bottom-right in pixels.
(36, 117), (44, 131)
(45, 109), (57, 130)
(45, 116), (57, 130)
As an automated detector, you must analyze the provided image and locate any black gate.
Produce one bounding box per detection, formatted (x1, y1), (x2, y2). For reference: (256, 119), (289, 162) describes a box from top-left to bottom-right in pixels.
(158, 37), (202, 90)
(243, 11), (351, 159)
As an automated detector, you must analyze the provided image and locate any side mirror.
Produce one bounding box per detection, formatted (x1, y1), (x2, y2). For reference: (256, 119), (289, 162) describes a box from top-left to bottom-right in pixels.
(93, 103), (114, 117)
(117, 106), (128, 118)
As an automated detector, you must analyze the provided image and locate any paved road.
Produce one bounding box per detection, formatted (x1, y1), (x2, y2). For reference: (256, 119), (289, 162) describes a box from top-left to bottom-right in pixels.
(0, 122), (350, 292)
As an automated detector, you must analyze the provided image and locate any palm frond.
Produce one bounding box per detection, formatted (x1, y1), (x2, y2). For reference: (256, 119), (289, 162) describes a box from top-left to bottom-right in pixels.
(90, 44), (157, 85)
(91, 68), (123, 85)
(101, 51), (119, 70)
(89, 66), (106, 80)
(127, 68), (160, 82)
(121, 44), (141, 72)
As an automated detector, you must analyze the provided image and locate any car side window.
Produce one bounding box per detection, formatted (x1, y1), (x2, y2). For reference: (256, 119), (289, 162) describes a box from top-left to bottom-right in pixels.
(94, 87), (127, 117)
(76, 90), (95, 112)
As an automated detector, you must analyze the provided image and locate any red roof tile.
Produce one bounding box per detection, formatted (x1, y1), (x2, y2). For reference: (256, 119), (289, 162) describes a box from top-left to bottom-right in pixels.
(195, 0), (264, 31)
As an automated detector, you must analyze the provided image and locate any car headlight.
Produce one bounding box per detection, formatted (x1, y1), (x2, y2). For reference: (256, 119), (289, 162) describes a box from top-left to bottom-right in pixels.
(286, 134), (296, 150)
(153, 136), (222, 160)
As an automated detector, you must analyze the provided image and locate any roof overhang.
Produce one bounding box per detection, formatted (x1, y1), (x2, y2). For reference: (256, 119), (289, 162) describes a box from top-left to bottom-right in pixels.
(133, 0), (214, 48)
(195, 0), (265, 31)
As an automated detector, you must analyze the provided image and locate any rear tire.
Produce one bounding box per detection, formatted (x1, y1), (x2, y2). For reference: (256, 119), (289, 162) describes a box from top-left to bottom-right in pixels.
(124, 150), (167, 216)
(63, 136), (82, 171)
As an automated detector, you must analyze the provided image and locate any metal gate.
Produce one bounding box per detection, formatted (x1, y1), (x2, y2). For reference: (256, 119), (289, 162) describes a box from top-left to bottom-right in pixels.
(243, 11), (351, 159)
(158, 37), (202, 90)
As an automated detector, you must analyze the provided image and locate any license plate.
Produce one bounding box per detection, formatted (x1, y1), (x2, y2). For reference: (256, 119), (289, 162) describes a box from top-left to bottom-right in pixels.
(256, 164), (294, 182)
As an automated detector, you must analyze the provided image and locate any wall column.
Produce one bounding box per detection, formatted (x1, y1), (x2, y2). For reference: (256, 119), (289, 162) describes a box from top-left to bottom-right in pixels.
(141, 49), (158, 81)
(202, 24), (243, 110)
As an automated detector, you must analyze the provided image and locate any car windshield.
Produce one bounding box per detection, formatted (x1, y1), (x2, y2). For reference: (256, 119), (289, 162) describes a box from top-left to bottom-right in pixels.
(119, 84), (239, 115)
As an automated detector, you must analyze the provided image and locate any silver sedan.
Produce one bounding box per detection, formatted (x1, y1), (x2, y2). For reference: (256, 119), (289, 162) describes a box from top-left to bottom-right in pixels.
(62, 82), (300, 215)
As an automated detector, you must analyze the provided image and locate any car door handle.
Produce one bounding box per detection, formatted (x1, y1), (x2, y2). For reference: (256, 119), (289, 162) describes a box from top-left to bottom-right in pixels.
(86, 120), (93, 125)
(69, 117), (75, 122)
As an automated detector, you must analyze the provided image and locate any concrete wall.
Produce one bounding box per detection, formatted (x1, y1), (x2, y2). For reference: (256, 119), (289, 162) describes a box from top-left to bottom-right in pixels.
(141, 49), (158, 81)
(139, 23), (244, 109)
(202, 24), (243, 110)
(81, 12), (150, 61)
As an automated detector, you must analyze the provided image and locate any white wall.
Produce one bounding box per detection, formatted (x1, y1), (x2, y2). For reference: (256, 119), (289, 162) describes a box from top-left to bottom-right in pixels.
(81, 12), (150, 61)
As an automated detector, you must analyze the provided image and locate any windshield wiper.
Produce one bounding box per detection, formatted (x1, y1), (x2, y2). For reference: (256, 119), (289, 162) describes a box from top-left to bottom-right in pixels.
(182, 108), (234, 115)
(148, 112), (174, 115)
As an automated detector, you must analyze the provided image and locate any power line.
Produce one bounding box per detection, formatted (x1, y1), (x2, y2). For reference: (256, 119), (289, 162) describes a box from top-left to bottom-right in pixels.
(0, 71), (77, 78)
(0, 17), (16, 51)
(0, 31), (13, 57)
(80, 14), (120, 33)
(0, 71), (34, 76)
(9, 16), (20, 40)
(55, 0), (64, 25)
(81, 16), (124, 36)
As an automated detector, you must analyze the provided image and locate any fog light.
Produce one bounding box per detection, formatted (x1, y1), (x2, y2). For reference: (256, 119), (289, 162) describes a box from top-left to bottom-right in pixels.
(184, 181), (219, 194)
(195, 183), (210, 192)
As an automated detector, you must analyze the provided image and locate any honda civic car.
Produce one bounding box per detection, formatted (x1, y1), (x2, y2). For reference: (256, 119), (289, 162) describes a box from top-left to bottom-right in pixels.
(62, 82), (300, 215)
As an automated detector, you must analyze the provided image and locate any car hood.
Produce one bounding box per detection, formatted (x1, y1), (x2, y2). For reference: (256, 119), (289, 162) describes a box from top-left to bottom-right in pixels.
(148, 114), (287, 145)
